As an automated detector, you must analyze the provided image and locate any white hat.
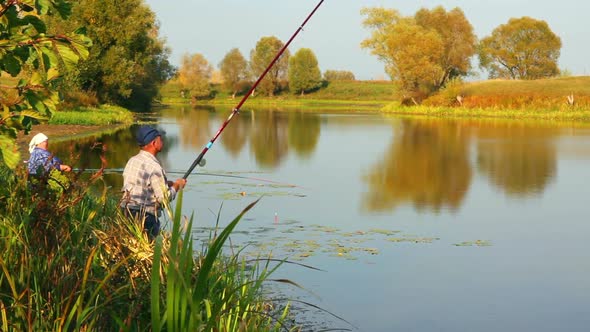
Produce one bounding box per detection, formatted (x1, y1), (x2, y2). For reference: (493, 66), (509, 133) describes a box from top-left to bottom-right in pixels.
(29, 133), (48, 153)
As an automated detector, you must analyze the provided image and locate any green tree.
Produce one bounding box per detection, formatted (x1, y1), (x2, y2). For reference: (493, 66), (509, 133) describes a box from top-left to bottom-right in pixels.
(249, 36), (289, 96)
(478, 17), (561, 79)
(0, 0), (91, 169)
(47, 0), (174, 110)
(219, 48), (248, 99)
(324, 70), (355, 81)
(178, 53), (212, 100)
(288, 48), (322, 95)
(361, 6), (476, 103)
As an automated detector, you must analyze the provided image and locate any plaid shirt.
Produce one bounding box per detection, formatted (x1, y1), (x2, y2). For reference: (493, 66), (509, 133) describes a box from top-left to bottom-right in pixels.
(27, 147), (62, 175)
(120, 150), (177, 216)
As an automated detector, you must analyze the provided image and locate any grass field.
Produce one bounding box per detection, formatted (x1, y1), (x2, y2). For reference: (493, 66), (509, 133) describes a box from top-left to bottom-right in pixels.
(159, 79), (396, 109)
(423, 76), (590, 110)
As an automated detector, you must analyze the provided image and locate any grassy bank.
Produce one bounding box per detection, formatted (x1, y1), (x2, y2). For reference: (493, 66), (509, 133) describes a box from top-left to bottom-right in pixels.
(160, 76), (590, 121)
(0, 166), (298, 331)
(50, 104), (134, 125)
(383, 76), (590, 121)
(159, 79), (395, 110)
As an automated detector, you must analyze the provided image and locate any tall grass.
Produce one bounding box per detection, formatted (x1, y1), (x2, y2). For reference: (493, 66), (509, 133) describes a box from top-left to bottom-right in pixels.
(423, 76), (590, 110)
(49, 104), (134, 125)
(0, 164), (300, 331)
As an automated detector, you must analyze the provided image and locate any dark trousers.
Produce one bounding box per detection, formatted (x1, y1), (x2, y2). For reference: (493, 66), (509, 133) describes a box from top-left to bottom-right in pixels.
(121, 207), (160, 240)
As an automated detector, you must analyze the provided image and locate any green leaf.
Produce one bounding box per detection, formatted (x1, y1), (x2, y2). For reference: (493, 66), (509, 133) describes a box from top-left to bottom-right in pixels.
(0, 136), (21, 170)
(29, 72), (43, 85)
(55, 43), (80, 69)
(53, 0), (73, 19)
(47, 67), (59, 81)
(3, 54), (22, 77)
(36, 0), (51, 15)
(41, 44), (61, 70)
(20, 110), (49, 121)
(22, 15), (47, 34)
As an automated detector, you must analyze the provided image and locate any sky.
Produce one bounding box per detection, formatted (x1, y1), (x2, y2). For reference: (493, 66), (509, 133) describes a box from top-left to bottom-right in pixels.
(143, 0), (590, 81)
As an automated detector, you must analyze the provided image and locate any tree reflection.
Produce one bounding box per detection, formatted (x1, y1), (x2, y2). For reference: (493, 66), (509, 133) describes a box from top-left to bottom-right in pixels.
(475, 122), (557, 196)
(288, 111), (320, 159)
(363, 119), (472, 214)
(249, 110), (289, 169)
(173, 107), (212, 150)
(219, 110), (250, 158)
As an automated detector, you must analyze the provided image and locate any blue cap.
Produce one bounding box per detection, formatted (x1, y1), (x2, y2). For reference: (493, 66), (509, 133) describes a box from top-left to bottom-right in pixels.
(136, 126), (161, 146)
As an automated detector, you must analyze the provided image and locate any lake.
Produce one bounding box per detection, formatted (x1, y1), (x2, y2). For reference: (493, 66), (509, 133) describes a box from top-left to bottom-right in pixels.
(53, 106), (590, 331)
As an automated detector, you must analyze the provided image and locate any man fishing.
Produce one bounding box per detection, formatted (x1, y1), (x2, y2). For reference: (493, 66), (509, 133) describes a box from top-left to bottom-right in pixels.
(120, 125), (187, 239)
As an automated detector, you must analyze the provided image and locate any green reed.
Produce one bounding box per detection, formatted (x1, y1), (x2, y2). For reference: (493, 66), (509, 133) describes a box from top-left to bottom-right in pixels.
(151, 193), (296, 331)
(0, 165), (298, 331)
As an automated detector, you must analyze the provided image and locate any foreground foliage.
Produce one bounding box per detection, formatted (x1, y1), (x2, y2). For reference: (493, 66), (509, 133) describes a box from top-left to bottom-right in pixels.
(0, 0), (91, 169)
(0, 165), (297, 331)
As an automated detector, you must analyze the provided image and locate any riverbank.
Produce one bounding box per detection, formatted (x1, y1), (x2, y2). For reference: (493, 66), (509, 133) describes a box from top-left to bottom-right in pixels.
(159, 76), (590, 121)
(15, 104), (134, 155)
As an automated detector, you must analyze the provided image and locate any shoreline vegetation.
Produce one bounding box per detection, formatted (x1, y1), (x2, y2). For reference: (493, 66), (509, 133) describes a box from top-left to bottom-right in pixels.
(159, 76), (590, 122)
(0, 167), (297, 330)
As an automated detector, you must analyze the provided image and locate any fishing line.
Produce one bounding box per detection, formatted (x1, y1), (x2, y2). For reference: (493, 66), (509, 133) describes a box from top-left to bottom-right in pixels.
(75, 168), (306, 188)
(182, 0), (326, 180)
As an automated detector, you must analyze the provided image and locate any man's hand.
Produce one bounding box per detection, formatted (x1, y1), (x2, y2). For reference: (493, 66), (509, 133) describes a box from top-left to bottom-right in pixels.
(61, 164), (72, 172)
(172, 178), (187, 191)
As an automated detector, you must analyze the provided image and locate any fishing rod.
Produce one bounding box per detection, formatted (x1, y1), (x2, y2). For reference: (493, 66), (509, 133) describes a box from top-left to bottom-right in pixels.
(75, 168), (305, 188)
(182, 0), (326, 180)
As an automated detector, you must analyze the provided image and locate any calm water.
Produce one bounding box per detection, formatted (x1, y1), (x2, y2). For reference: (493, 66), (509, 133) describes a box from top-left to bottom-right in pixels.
(54, 106), (590, 331)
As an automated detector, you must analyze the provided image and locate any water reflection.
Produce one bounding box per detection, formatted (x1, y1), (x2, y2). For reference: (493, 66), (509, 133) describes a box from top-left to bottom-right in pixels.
(249, 110), (290, 168)
(51, 108), (565, 214)
(363, 118), (472, 214)
(288, 111), (321, 159)
(169, 106), (214, 150)
(474, 121), (557, 196)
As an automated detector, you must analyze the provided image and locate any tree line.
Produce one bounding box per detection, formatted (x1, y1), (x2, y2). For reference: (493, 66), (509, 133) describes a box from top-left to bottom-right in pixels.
(361, 6), (562, 104)
(177, 37), (356, 101)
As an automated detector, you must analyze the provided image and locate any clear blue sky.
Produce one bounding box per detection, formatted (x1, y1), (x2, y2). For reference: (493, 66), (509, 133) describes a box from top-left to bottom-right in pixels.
(144, 0), (589, 80)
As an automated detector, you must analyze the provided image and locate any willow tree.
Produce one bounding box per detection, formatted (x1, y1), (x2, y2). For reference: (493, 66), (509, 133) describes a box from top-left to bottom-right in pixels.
(478, 17), (561, 79)
(0, 0), (90, 169)
(219, 48), (248, 99)
(361, 6), (476, 103)
(178, 53), (213, 100)
(249, 36), (290, 96)
(288, 48), (322, 95)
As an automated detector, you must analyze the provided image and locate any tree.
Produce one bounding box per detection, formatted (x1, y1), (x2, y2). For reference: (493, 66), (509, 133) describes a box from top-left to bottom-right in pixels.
(414, 7), (476, 88)
(288, 48), (322, 95)
(361, 6), (476, 103)
(478, 17), (561, 79)
(46, 0), (174, 110)
(324, 70), (355, 81)
(219, 48), (248, 99)
(178, 53), (212, 100)
(0, 0), (91, 169)
(249, 36), (289, 96)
